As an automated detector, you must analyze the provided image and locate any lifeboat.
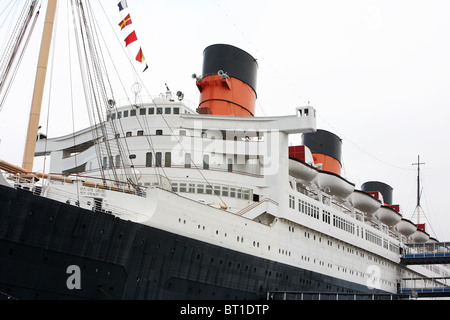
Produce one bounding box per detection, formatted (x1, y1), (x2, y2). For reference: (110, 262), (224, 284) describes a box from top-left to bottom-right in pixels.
(396, 218), (417, 237)
(376, 205), (402, 226)
(289, 158), (318, 183)
(427, 237), (439, 244)
(411, 229), (430, 243)
(350, 190), (382, 214)
(316, 170), (355, 200)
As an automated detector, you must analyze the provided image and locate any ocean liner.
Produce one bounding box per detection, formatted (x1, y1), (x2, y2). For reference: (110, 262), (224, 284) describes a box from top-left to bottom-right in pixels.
(1, 0), (449, 300)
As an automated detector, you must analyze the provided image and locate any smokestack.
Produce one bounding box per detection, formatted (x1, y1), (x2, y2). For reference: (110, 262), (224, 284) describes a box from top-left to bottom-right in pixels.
(361, 181), (394, 205)
(302, 130), (343, 176)
(196, 44), (258, 117)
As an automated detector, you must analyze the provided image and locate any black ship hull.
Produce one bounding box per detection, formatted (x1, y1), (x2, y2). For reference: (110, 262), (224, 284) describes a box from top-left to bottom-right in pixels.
(0, 184), (385, 300)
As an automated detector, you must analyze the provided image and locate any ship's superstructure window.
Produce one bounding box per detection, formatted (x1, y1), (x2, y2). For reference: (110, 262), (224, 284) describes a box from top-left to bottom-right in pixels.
(116, 155), (121, 168)
(130, 109), (136, 116)
(146, 152), (153, 167)
(289, 195), (295, 209)
(185, 153), (191, 168)
(155, 152), (162, 167)
(323, 210), (331, 224)
(149, 107), (154, 114)
(203, 155), (209, 170)
(123, 110), (128, 117)
(165, 107), (171, 114)
(157, 107), (162, 114)
(156, 130), (163, 136)
(137, 130), (144, 136)
(165, 152), (172, 167)
(140, 108), (146, 115)
(126, 132), (132, 137)
(227, 158), (233, 172)
(174, 107), (180, 114)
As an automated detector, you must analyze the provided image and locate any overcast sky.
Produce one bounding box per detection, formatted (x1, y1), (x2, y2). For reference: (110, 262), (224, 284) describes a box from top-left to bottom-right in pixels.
(1, 0), (449, 240)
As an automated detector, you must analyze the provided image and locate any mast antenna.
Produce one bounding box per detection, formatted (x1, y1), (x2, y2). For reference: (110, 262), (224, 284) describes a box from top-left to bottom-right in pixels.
(412, 155), (425, 224)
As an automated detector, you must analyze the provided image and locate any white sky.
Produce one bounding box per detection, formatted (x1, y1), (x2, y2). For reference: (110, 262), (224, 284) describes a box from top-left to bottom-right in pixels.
(0, 0), (449, 240)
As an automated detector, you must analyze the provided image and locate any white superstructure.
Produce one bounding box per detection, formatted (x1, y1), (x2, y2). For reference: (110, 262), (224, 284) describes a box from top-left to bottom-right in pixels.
(29, 90), (450, 295)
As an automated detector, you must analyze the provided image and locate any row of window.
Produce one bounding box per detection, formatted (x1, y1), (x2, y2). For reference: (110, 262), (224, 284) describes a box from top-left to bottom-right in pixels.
(177, 214), (396, 290)
(101, 152), (234, 172)
(107, 106), (185, 121)
(172, 182), (252, 200)
(288, 194), (400, 254)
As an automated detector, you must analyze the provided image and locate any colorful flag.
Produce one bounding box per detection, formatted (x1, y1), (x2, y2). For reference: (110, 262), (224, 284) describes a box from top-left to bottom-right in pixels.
(119, 14), (132, 30)
(124, 31), (137, 47)
(136, 48), (145, 63)
(118, 0), (128, 11)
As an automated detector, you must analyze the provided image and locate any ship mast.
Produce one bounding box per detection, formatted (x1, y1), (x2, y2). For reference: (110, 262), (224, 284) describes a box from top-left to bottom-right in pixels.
(22, 0), (58, 172)
(412, 155), (425, 224)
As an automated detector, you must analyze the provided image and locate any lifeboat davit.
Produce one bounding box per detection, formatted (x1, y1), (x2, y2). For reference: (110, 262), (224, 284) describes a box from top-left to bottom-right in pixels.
(289, 158), (318, 183)
(411, 229), (430, 243)
(396, 219), (417, 237)
(350, 190), (382, 214)
(376, 205), (402, 226)
(316, 170), (355, 200)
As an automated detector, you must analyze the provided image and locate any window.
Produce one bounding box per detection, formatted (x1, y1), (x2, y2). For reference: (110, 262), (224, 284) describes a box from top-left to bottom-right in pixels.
(130, 109), (136, 116)
(156, 129), (163, 136)
(146, 153), (153, 167)
(165, 107), (171, 114)
(222, 186), (229, 197)
(156, 152), (162, 167)
(149, 107), (155, 115)
(203, 155), (209, 170)
(115, 155), (121, 168)
(126, 132), (132, 137)
(137, 130), (144, 136)
(165, 152), (172, 167)
(117, 112), (122, 119)
(140, 108), (146, 115)
(185, 153), (191, 168)
(228, 158), (233, 172)
(289, 195), (295, 209)
(173, 107), (180, 115)
(157, 107), (163, 114)
(123, 110), (129, 118)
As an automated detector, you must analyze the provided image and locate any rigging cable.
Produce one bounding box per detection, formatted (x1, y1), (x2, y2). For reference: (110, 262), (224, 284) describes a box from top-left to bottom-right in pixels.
(0, 0), (41, 112)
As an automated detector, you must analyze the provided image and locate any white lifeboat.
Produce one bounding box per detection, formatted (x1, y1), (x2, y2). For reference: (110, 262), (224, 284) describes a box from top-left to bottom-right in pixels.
(396, 219), (417, 237)
(411, 229), (430, 243)
(350, 190), (382, 214)
(289, 158), (318, 183)
(316, 170), (355, 200)
(376, 205), (402, 226)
